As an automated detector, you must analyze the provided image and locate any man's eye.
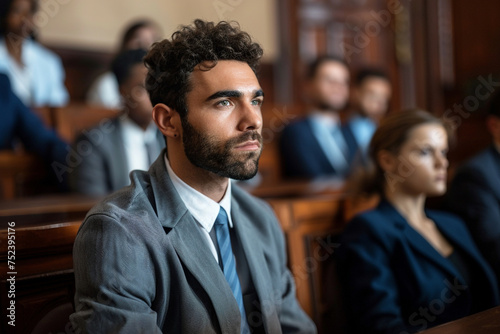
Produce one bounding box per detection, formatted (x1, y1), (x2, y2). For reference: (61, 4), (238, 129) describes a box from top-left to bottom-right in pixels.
(251, 99), (263, 106)
(217, 100), (231, 107)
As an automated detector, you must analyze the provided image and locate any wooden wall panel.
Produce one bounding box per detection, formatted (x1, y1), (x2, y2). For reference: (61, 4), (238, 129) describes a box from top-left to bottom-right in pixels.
(277, 0), (401, 112)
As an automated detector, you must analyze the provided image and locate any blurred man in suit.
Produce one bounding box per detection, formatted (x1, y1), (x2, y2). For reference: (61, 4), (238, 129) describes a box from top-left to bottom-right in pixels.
(346, 68), (391, 160)
(70, 48), (165, 196)
(280, 56), (357, 179)
(71, 20), (316, 333)
(447, 91), (500, 288)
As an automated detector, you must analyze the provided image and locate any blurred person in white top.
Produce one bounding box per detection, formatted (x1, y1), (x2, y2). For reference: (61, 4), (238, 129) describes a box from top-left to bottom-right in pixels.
(86, 19), (162, 109)
(0, 0), (68, 107)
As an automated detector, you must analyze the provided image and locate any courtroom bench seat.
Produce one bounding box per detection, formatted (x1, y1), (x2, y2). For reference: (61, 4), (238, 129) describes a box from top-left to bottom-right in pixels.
(0, 221), (81, 334)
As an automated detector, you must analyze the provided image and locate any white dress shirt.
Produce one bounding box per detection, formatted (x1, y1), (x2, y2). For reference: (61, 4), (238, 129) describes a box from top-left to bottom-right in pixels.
(164, 154), (233, 263)
(309, 112), (349, 174)
(348, 114), (376, 155)
(0, 38), (68, 107)
(120, 116), (160, 172)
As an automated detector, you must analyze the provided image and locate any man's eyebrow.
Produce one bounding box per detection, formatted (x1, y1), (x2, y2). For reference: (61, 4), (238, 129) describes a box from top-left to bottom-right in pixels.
(205, 89), (265, 101)
(206, 90), (242, 101)
(254, 89), (264, 98)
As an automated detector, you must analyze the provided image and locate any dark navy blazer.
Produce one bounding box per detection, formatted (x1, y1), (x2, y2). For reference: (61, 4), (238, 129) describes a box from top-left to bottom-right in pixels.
(336, 200), (499, 334)
(279, 117), (358, 179)
(0, 72), (67, 164)
(447, 145), (500, 290)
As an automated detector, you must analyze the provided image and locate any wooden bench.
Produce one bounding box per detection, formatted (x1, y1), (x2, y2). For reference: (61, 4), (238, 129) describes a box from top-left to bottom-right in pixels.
(420, 305), (500, 334)
(0, 194), (100, 226)
(266, 192), (379, 333)
(0, 220), (82, 334)
(266, 195), (346, 333)
(53, 103), (120, 143)
(0, 151), (47, 200)
(0, 195), (99, 333)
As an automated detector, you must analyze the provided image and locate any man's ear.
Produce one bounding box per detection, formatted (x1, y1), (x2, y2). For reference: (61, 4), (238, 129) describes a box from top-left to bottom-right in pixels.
(152, 103), (181, 139)
(377, 149), (397, 174)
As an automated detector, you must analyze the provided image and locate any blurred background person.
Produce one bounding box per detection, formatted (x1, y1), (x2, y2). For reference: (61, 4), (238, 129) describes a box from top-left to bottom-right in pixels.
(280, 56), (358, 179)
(0, 0), (68, 107)
(0, 72), (68, 187)
(337, 110), (499, 334)
(86, 19), (161, 109)
(71, 49), (165, 196)
(447, 91), (500, 289)
(346, 68), (392, 160)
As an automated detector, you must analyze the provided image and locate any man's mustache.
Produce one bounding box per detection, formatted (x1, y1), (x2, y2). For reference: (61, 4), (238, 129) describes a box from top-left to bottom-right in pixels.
(231, 131), (263, 146)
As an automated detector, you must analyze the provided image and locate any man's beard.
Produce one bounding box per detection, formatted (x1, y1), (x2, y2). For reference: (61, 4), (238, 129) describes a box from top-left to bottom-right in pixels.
(181, 117), (263, 180)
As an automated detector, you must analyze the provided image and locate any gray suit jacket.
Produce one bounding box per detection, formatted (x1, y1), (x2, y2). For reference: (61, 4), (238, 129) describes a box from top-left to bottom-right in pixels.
(70, 117), (165, 196)
(70, 152), (316, 333)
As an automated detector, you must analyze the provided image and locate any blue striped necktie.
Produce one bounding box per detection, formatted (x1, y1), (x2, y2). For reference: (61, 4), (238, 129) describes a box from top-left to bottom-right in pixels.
(214, 207), (250, 334)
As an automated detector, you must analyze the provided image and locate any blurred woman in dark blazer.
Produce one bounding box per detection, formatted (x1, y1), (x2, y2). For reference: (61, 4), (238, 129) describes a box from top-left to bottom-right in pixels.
(336, 109), (499, 334)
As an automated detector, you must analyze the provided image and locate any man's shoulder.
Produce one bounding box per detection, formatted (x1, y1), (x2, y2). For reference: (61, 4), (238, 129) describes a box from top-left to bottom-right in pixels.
(283, 116), (311, 132)
(463, 147), (496, 169)
(453, 147), (496, 182)
(281, 116), (315, 146)
(84, 170), (154, 224)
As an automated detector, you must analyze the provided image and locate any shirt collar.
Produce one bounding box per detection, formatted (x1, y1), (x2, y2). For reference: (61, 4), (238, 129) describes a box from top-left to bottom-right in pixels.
(310, 111), (341, 128)
(163, 153), (233, 233)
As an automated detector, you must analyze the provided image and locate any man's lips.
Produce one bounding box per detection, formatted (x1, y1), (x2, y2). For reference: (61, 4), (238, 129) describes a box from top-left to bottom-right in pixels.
(234, 140), (261, 151)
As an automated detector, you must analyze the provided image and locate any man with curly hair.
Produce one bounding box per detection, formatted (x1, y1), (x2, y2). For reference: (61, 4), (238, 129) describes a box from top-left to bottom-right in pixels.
(71, 19), (316, 333)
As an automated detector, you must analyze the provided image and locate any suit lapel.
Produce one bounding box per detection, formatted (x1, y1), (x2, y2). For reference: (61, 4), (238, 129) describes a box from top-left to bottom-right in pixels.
(402, 224), (461, 280)
(231, 199), (281, 333)
(168, 215), (242, 332)
(431, 210), (500, 298)
(378, 201), (461, 280)
(147, 155), (241, 332)
(304, 118), (338, 174)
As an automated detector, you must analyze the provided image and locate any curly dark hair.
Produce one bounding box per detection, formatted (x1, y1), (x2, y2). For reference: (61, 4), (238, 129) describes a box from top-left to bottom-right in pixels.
(144, 19), (263, 119)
